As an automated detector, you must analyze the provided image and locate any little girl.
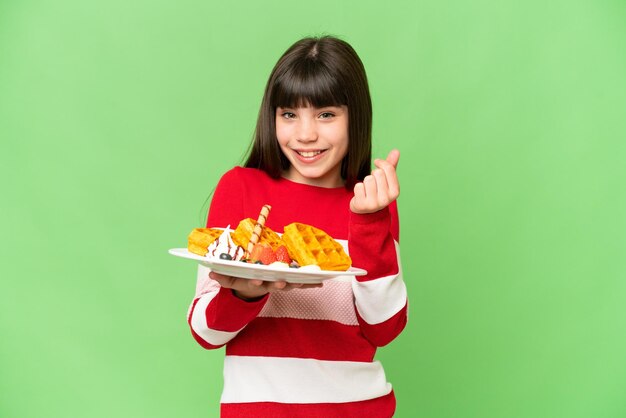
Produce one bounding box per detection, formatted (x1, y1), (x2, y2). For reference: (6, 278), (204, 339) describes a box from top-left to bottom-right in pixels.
(188, 36), (408, 418)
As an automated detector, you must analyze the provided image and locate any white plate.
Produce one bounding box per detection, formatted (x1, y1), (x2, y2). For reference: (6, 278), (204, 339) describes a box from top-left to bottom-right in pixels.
(168, 248), (367, 284)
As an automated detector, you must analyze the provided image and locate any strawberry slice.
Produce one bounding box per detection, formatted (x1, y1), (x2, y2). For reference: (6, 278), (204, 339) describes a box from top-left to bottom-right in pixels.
(249, 243), (276, 265)
(260, 247), (277, 265)
(275, 245), (292, 264)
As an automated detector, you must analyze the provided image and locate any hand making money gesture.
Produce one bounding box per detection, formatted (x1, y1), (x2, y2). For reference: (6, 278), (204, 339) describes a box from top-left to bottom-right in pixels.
(350, 149), (400, 214)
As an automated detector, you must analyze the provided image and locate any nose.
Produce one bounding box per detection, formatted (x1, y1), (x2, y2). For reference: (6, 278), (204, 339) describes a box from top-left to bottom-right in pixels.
(296, 119), (318, 143)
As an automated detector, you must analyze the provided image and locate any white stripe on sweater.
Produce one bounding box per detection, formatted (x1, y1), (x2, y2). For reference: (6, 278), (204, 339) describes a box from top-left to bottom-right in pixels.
(259, 279), (358, 325)
(221, 356), (392, 404)
(352, 242), (407, 325)
(190, 292), (243, 346)
(195, 265), (217, 298)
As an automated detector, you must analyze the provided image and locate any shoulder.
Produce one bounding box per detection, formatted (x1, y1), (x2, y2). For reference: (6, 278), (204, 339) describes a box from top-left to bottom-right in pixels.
(208, 167), (267, 227)
(217, 166), (274, 185)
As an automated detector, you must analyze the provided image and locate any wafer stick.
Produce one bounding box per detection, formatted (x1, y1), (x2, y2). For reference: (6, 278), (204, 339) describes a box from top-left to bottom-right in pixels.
(246, 204), (272, 255)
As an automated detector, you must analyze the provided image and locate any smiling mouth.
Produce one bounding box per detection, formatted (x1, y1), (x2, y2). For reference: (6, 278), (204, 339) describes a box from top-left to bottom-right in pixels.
(296, 150), (326, 157)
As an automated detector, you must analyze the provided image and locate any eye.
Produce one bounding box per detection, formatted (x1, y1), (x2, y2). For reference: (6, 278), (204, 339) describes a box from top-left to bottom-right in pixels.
(319, 112), (335, 119)
(280, 111), (296, 119)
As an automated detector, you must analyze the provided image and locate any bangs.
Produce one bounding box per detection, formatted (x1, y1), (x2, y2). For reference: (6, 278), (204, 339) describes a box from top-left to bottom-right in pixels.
(270, 61), (347, 109)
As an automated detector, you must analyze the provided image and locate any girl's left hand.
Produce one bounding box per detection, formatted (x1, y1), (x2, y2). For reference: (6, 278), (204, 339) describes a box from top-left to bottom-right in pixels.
(350, 149), (400, 214)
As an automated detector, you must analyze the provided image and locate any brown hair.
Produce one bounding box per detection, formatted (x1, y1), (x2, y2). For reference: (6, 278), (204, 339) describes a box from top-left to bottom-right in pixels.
(244, 36), (372, 189)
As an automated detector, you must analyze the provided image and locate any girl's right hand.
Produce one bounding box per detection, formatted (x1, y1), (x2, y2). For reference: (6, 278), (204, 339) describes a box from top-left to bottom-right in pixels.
(209, 271), (322, 301)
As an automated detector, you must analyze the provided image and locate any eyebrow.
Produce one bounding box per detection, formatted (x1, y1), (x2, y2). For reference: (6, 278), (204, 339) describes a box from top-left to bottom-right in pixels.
(276, 105), (344, 110)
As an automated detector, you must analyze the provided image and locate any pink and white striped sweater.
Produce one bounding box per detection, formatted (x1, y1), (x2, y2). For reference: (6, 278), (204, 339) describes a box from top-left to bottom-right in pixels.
(188, 167), (408, 417)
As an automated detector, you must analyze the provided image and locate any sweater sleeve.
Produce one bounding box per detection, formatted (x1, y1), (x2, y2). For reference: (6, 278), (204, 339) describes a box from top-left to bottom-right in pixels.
(348, 203), (408, 347)
(187, 168), (269, 350)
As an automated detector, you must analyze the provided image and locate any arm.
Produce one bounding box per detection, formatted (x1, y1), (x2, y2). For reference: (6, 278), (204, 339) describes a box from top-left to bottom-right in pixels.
(188, 265), (268, 349)
(187, 168), (269, 349)
(348, 150), (408, 346)
(349, 203), (407, 347)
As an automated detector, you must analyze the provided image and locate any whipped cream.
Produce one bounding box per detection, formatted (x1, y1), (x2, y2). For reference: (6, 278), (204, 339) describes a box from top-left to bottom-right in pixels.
(268, 261), (290, 269)
(298, 264), (322, 272)
(206, 227), (245, 261)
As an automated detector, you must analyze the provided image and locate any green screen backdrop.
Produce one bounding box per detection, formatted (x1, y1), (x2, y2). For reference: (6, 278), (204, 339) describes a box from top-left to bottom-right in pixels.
(1, 1), (625, 417)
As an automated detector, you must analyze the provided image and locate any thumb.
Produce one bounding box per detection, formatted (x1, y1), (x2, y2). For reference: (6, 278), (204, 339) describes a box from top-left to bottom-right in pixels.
(386, 149), (400, 168)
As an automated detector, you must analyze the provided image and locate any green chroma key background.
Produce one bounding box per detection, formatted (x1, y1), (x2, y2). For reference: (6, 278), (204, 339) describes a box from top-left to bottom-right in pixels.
(1, 1), (625, 417)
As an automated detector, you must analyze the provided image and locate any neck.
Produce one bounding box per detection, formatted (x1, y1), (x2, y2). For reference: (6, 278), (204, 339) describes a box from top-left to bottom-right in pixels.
(282, 168), (344, 188)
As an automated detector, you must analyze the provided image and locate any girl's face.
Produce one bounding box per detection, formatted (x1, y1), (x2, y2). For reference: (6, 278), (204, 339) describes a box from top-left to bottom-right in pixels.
(275, 105), (349, 188)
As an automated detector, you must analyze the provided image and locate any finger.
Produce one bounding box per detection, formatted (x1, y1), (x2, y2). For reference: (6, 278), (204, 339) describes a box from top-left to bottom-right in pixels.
(271, 281), (288, 290)
(350, 181), (366, 212)
(249, 279), (263, 287)
(374, 158), (400, 198)
(300, 283), (323, 289)
(385, 149), (400, 168)
(353, 181), (365, 201)
(280, 283), (301, 292)
(209, 272), (235, 289)
(284, 282), (322, 291)
(372, 168), (390, 204)
(363, 175), (377, 200)
(209, 271), (228, 284)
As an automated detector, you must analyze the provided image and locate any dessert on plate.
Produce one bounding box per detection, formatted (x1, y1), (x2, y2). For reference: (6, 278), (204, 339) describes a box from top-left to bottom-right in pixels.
(186, 204), (351, 272)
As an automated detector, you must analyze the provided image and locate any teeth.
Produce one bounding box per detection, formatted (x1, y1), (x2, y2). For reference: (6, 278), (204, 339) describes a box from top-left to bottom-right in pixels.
(298, 151), (322, 157)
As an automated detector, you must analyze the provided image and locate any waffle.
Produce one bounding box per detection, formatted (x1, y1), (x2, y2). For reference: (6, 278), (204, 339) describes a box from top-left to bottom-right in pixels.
(282, 222), (351, 271)
(231, 218), (283, 251)
(187, 228), (223, 256)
